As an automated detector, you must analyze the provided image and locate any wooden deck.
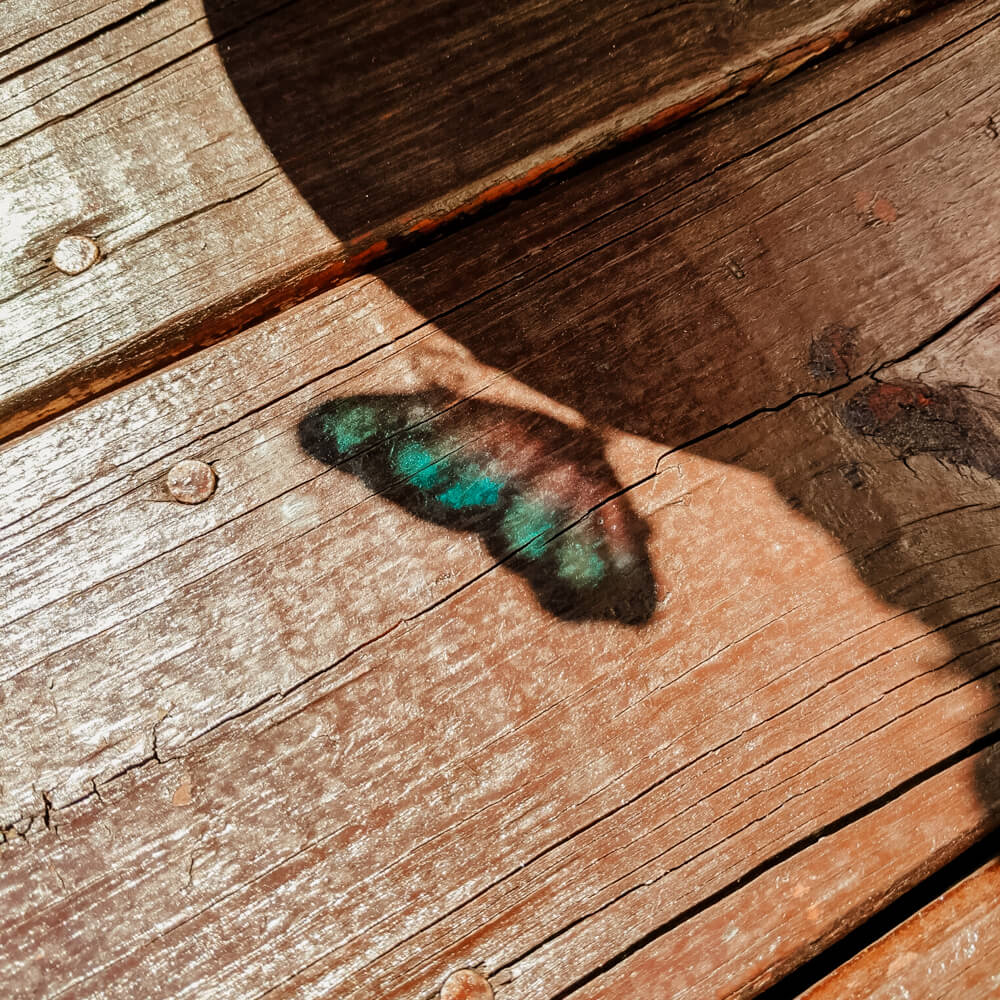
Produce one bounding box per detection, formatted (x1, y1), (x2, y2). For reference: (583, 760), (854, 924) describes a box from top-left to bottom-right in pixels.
(802, 854), (1000, 998)
(2, 2), (999, 997)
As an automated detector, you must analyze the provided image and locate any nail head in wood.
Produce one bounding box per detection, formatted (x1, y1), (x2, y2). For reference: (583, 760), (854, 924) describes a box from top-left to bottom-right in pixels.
(52, 235), (100, 275)
(440, 969), (494, 1000)
(167, 459), (216, 504)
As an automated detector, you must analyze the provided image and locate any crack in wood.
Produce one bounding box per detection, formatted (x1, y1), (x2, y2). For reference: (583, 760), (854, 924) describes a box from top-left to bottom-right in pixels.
(5, 274), (999, 841)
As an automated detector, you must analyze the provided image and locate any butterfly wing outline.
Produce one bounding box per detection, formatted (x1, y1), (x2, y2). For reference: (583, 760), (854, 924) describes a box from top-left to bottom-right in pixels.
(299, 391), (656, 624)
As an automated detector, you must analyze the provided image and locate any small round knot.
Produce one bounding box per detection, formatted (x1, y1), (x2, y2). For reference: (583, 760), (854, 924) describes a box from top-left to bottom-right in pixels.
(440, 969), (493, 1000)
(52, 235), (100, 275)
(167, 459), (217, 505)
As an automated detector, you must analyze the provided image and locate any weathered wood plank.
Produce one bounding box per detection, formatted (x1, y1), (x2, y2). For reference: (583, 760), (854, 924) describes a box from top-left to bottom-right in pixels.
(480, 323), (1000, 998)
(2, 0), (998, 828)
(0, 0), (948, 438)
(2, 8), (1000, 999)
(799, 855), (1000, 999)
(567, 748), (1000, 999)
(0, 0), (152, 80)
(2, 364), (998, 997)
(6, 0), (991, 542)
(286, 311), (1000, 1000)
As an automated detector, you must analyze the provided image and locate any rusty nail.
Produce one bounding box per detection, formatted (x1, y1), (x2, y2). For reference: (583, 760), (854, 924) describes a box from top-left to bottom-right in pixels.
(52, 235), (100, 275)
(167, 460), (216, 505)
(440, 969), (494, 1000)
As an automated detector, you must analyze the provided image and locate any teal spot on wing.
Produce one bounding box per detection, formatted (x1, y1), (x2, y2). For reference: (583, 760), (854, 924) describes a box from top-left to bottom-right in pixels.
(556, 537), (605, 586)
(502, 497), (556, 558)
(435, 463), (503, 509)
(324, 405), (378, 453)
(393, 441), (445, 489)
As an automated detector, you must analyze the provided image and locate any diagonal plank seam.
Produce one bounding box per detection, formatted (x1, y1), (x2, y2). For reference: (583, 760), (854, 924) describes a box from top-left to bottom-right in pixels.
(3, 3), (993, 464)
(319, 658), (1000, 999)
(540, 728), (1000, 1000)
(3, 279), (998, 841)
(0, 279), (386, 539)
(1, 7), (1000, 990)
(5, 2), (997, 442)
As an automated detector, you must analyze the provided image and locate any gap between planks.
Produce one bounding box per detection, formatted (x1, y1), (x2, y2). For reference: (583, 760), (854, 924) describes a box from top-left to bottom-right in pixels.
(0, 0), (961, 440)
(798, 852), (1000, 1000)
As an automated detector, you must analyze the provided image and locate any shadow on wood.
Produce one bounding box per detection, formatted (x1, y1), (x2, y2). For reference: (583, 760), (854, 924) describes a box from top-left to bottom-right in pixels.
(203, 0), (928, 249)
(298, 392), (656, 624)
(204, 0), (1000, 838)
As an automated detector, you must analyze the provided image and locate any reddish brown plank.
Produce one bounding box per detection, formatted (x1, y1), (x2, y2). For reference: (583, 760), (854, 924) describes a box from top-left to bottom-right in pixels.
(1, 369), (998, 997)
(568, 748), (1000, 1000)
(799, 855), (1000, 1000)
(0, 0), (950, 438)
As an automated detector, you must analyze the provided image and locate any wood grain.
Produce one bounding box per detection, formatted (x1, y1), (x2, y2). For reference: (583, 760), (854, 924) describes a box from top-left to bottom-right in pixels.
(3, 0), (998, 826)
(0, 0), (152, 81)
(570, 747), (1000, 999)
(799, 855), (1000, 999)
(2, 7), (1000, 999)
(2, 359), (998, 997)
(0, 0), (947, 438)
(6, 0), (991, 545)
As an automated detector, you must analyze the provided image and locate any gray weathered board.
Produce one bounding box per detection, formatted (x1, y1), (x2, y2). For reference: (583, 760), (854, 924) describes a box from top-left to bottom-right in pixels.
(1, 0), (941, 438)
(2, 2), (1000, 999)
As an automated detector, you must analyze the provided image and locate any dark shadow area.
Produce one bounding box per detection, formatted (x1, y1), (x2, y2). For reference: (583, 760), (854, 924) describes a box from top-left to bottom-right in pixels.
(207, 0), (1000, 910)
(299, 391), (656, 624)
(696, 370), (1000, 824)
(205, 0), (837, 247)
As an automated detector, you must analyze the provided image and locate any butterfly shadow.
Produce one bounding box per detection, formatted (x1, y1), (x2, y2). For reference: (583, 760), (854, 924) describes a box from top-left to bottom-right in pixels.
(299, 390), (657, 625)
(205, 0), (1000, 811)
